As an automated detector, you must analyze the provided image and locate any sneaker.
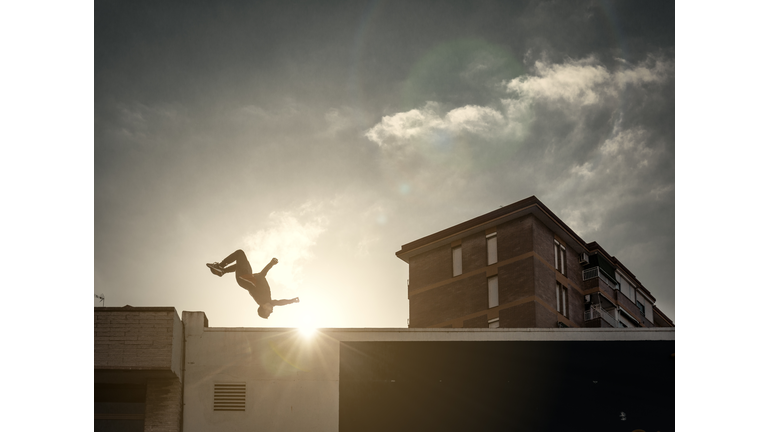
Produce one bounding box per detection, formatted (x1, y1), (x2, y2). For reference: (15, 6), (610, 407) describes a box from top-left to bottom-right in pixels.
(206, 262), (224, 277)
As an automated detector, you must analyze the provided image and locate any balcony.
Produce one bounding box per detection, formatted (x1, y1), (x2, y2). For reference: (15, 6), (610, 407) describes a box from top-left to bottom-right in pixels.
(584, 305), (617, 328)
(582, 267), (618, 290)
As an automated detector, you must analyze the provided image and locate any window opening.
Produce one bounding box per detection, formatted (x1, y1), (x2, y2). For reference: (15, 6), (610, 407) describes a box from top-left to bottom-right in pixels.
(486, 233), (497, 265)
(452, 246), (462, 276)
(488, 317), (500, 329)
(488, 276), (499, 308)
(556, 282), (568, 317)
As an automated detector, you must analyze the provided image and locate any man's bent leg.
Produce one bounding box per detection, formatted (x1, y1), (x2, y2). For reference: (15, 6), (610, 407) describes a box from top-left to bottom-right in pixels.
(219, 249), (253, 277)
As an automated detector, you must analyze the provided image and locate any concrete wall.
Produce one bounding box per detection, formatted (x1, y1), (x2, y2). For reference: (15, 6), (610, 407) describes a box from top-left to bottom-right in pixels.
(182, 311), (341, 432)
(181, 311), (674, 432)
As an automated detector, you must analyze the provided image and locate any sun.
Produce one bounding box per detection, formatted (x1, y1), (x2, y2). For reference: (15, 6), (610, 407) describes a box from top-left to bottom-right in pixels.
(298, 325), (317, 337)
(297, 311), (318, 337)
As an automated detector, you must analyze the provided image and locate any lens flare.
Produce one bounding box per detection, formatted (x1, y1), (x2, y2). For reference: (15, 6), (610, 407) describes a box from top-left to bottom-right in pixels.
(297, 311), (318, 337)
(299, 325), (317, 337)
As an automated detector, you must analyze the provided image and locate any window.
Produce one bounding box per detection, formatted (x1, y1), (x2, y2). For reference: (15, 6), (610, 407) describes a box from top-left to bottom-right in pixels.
(618, 315), (637, 328)
(488, 317), (499, 329)
(486, 233), (497, 265)
(488, 276), (499, 308)
(617, 273), (636, 303)
(636, 293), (653, 323)
(554, 240), (566, 276)
(556, 282), (567, 316)
(452, 246), (462, 276)
(636, 299), (645, 315)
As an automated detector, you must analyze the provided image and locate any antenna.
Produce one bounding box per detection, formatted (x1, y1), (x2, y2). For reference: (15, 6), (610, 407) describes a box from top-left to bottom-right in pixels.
(94, 293), (105, 307)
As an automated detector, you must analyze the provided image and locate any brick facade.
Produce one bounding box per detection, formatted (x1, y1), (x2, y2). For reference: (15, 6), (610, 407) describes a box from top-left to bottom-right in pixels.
(460, 231), (487, 273)
(497, 214), (533, 261)
(409, 272), (488, 327)
(145, 378), (183, 432)
(397, 196), (673, 329)
(463, 314), (489, 328)
(408, 245), (452, 291)
(498, 301), (536, 327)
(94, 309), (179, 369)
(95, 307), (185, 432)
(497, 257), (534, 306)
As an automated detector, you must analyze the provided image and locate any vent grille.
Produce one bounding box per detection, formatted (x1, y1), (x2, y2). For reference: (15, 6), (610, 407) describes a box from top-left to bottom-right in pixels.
(213, 383), (246, 411)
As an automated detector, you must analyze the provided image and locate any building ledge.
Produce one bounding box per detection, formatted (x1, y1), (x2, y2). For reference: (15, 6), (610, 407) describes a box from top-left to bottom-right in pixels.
(196, 326), (674, 341)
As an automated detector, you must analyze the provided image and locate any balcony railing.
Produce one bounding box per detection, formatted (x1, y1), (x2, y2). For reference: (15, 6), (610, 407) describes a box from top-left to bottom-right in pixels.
(583, 267), (599, 280)
(582, 267), (618, 290)
(584, 305), (617, 328)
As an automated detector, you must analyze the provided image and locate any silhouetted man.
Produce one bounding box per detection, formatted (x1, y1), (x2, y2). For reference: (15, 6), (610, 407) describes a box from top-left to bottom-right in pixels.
(207, 249), (299, 319)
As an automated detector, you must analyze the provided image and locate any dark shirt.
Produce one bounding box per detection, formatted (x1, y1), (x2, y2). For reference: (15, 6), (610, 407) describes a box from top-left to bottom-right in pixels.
(237, 273), (272, 305)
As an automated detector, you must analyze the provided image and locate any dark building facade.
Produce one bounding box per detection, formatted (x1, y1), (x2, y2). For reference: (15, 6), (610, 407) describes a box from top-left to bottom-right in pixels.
(94, 307), (185, 432)
(396, 196), (674, 329)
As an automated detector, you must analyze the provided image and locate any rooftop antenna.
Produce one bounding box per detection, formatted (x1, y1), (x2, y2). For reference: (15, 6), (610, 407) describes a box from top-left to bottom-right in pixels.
(94, 293), (105, 307)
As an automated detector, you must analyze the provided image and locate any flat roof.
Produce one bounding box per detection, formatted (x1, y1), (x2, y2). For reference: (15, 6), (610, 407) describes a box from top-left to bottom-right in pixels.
(200, 326), (675, 342)
(95, 306), (178, 312)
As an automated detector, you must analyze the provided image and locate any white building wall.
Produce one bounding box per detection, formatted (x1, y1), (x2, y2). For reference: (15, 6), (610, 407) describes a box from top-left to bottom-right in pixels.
(181, 311), (674, 432)
(183, 311), (341, 432)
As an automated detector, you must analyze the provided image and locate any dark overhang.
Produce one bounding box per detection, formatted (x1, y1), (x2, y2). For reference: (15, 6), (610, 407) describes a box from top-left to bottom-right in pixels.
(652, 305), (675, 327)
(95, 367), (180, 384)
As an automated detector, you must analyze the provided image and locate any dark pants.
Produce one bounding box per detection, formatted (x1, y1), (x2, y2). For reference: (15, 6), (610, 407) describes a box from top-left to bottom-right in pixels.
(220, 249), (253, 289)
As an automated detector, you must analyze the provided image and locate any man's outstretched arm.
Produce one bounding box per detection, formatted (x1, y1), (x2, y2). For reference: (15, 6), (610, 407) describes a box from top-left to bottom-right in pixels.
(258, 258), (279, 276)
(271, 297), (299, 306)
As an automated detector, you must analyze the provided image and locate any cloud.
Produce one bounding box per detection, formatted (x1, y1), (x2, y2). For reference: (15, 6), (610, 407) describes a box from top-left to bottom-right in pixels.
(363, 54), (675, 304)
(242, 201), (328, 293)
(506, 56), (611, 105)
(109, 102), (188, 144)
(365, 55), (672, 161)
(239, 98), (303, 122)
(364, 102), (517, 149)
(324, 109), (351, 134)
(552, 124), (670, 236)
(506, 55), (672, 106)
(364, 55), (673, 205)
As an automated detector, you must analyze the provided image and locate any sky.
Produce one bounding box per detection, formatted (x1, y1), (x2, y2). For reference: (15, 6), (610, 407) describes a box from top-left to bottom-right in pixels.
(94, 0), (676, 328)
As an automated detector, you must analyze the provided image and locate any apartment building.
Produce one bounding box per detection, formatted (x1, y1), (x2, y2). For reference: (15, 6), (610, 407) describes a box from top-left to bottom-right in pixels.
(396, 196), (674, 329)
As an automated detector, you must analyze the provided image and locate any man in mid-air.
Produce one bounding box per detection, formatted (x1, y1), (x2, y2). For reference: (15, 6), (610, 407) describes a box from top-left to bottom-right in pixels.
(207, 249), (299, 319)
